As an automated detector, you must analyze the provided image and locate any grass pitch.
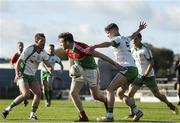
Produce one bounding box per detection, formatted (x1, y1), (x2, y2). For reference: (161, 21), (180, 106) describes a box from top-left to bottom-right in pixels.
(0, 100), (179, 122)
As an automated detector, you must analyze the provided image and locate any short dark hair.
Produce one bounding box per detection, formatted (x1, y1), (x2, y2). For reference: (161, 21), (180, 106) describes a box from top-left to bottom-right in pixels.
(105, 23), (119, 31)
(58, 32), (74, 42)
(35, 33), (45, 42)
(17, 42), (23, 45)
(49, 44), (55, 48)
(137, 33), (142, 39)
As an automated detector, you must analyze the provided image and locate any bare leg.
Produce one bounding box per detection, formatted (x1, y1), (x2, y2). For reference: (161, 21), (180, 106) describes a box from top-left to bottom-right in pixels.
(150, 87), (178, 114)
(106, 73), (128, 117)
(29, 82), (42, 118)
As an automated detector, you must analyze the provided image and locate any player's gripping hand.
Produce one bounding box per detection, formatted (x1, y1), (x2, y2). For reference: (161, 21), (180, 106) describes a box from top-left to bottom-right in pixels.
(114, 62), (127, 71)
(139, 75), (146, 83)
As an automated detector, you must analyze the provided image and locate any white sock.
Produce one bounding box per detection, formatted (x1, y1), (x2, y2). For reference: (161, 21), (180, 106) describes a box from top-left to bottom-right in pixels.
(5, 106), (11, 112)
(30, 112), (35, 117)
(106, 112), (113, 118)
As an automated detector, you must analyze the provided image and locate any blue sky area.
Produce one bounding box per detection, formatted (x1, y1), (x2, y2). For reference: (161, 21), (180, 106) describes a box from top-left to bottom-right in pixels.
(0, 0), (180, 58)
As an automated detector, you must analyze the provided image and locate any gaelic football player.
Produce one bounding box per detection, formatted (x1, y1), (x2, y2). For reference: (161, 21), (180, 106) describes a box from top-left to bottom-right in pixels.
(128, 33), (178, 117)
(58, 32), (124, 122)
(10, 42), (29, 107)
(41, 44), (64, 107)
(2, 33), (53, 120)
(85, 22), (146, 121)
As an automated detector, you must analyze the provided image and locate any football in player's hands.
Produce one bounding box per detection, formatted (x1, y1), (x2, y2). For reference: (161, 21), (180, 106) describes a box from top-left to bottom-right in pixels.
(69, 64), (84, 78)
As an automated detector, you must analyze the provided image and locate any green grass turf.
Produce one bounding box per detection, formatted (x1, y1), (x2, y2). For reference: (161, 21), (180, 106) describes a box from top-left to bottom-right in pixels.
(0, 100), (179, 122)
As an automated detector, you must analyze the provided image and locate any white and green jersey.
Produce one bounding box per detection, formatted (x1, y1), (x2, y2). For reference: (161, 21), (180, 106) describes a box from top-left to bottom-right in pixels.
(111, 36), (136, 67)
(19, 45), (49, 76)
(131, 43), (155, 77)
(42, 54), (61, 72)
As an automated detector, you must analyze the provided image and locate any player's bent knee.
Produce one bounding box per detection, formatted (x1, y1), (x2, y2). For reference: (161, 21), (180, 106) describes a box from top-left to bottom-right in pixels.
(36, 91), (42, 97)
(69, 90), (77, 98)
(22, 92), (30, 99)
(153, 92), (161, 98)
(106, 87), (114, 93)
(92, 93), (99, 100)
(127, 92), (134, 98)
(117, 90), (124, 100)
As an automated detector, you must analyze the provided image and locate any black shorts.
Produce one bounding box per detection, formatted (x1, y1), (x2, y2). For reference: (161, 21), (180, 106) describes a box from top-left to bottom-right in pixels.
(177, 77), (180, 84)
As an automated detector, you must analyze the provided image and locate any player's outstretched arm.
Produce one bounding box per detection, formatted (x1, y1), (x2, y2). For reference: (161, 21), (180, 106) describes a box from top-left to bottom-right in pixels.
(91, 50), (125, 71)
(144, 59), (154, 76)
(85, 42), (112, 54)
(44, 60), (54, 74)
(59, 61), (64, 71)
(130, 21), (147, 40)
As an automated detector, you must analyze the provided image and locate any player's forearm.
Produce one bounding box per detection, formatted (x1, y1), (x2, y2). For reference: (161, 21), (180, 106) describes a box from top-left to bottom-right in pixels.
(93, 42), (112, 49)
(144, 63), (153, 76)
(48, 66), (54, 74)
(92, 51), (117, 67)
(44, 61), (54, 74)
(61, 65), (64, 70)
(15, 59), (22, 75)
(130, 28), (142, 40)
(60, 63), (64, 70)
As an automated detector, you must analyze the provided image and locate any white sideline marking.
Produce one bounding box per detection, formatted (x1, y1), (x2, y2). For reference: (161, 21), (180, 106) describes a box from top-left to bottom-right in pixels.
(140, 96), (179, 102)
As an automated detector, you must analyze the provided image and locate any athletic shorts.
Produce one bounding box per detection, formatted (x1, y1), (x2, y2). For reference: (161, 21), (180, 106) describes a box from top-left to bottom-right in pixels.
(118, 66), (138, 83)
(17, 74), (37, 86)
(133, 75), (157, 89)
(72, 68), (100, 87)
(41, 71), (51, 82)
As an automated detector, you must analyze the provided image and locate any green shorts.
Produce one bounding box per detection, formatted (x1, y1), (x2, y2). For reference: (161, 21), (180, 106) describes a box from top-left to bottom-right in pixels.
(41, 71), (51, 82)
(119, 67), (138, 83)
(17, 74), (36, 85)
(133, 75), (157, 89)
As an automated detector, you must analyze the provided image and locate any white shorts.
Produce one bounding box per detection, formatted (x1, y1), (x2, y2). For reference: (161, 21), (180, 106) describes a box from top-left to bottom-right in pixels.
(72, 68), (100, 87)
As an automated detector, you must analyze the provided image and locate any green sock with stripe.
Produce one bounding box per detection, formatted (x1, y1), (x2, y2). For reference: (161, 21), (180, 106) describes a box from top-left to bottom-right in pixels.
(49, 90), (52, 103)
(44, 90), (49, 102)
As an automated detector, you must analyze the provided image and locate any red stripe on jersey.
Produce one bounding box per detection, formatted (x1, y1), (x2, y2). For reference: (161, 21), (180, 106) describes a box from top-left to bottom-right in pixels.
(66, 41), (89, 59)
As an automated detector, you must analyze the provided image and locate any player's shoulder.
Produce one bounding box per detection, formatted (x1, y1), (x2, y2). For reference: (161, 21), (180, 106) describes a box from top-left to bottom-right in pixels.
(13, 52), (19, 57)
(23, 45), (34, 53)
(75, 41), (88, 47)
(142, 43), (151, 51)
(74, 41), (89, 52)
(54, 55), (60, 60)
(113, 35), (129, 41)
(130, 47), (136, 53)
(41, 49), (48, 55)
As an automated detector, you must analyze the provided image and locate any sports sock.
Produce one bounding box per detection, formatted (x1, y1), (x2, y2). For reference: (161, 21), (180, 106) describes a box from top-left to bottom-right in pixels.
(31, 106), (38, 113)
(6, 101), (17, 111)
(80, 111), (87, 118)
(44, 90), (49, 102)
(129, 107), (134, 115)
(49, 90), (52, 103)
(106, 107), (113, 118)
(130, 104), (139, 114)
